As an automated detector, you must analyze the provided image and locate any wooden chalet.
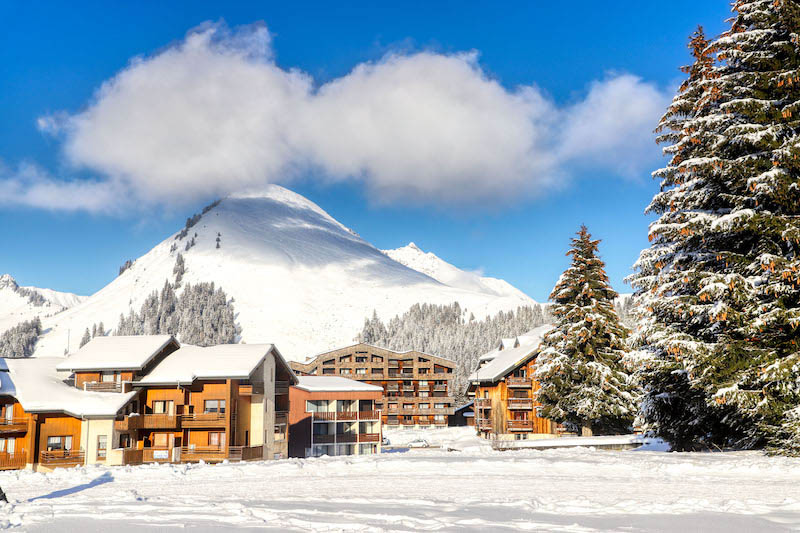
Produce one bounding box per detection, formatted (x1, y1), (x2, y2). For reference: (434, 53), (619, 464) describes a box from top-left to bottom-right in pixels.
(290, 343), (456, 428)
(288, 376), (383, 458)
(467, 325), (559, 440)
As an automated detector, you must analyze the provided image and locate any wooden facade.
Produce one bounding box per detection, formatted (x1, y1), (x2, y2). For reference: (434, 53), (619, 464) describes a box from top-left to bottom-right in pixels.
(469, 349), (557, 440)
(288, 385), (382, 458)
(290, 343), (456, 428)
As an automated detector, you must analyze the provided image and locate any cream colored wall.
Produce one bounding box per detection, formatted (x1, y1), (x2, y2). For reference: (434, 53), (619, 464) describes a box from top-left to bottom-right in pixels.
(80, 418), (118, 466)
(261, 354), (276, 459)
(249, 395), (265, 447)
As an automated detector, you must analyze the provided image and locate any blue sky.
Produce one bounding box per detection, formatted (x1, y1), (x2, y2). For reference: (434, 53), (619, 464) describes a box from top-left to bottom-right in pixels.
(1, 1), (730, 301)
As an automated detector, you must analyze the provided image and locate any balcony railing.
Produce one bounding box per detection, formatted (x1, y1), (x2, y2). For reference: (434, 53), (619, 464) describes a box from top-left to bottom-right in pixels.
(474, 398), (491, 408)
(238, 383), (264, 396)
(508, 419), (534, 431)
(275, 381), (290, 395)
(312, 410), (381, 422)
(40, 450), (85, 467)
(83, 381), (124, 393)
(121, 448), (143, 465)
(0, 418), (28, 433)
(275, 410), (289, 425)
(312, 433), (381, 444)
(0, 453), (26, 470)
(506, 377), (532, 388)
(181, 446), (229, 462)
(507, 398), (533, 410)
(142, 447), (173, 463)
(180, 412), (228, 428)
(477, 418), (492, 430)
(433, 385), (448, 392)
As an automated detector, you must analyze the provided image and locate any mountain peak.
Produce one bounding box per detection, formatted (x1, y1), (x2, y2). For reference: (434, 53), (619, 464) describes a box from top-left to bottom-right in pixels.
(0, 274), (17, 290)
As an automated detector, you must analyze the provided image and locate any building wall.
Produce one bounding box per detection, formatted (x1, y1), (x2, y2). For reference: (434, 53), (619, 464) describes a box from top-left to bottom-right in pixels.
(290, 344), (456, 428)
(36, 414), (82, 463)
(81, 418), (117, 465)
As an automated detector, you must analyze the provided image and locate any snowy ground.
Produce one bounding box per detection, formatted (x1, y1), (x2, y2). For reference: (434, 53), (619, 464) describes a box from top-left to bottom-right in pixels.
(1, 428), (798, 532)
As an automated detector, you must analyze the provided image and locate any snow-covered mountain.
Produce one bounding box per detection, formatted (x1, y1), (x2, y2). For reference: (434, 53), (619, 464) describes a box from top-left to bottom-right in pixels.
(0, 274), (87, 334)
(383, 243), (531, 301)
(28, 185), (535, 361)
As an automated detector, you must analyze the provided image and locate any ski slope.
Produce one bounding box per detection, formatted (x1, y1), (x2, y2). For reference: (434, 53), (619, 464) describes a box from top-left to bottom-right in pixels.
(0, 274), (87, 335)
(29, 186), (535, 361)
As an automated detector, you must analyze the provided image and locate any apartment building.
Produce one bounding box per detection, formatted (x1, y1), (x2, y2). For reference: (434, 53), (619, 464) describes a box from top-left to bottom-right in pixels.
(0, 334), (297, 471)
(290, 343), (456, 428)
(288, 376), (382, 458)
(467, 325), (558, 440)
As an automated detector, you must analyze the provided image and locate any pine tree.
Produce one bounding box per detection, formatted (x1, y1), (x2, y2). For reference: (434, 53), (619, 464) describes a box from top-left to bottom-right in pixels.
(534, 226), (636, 435)
(630, 2), (800, 453)
(79, 328), (91, 348)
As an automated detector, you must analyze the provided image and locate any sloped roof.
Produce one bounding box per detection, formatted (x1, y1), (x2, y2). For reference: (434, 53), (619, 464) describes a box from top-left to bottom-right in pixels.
(468, 324), (553, 384)
(294, 376), (383, 393)
(1, 358), (135, 417)
(56, 335), (177, 372)
(136, 344), (274, 385)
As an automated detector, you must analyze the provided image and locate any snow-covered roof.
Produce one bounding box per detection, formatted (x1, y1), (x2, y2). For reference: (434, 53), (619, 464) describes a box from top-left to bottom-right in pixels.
(136, 344), (275, 385)
(301, 342), (456, 365)
(468, 324), (553, 384)
(294, 376), (383, 393)
(500, 338), (518, 350)
(56, 335), (177, 372)
(1, 358), (135, 417)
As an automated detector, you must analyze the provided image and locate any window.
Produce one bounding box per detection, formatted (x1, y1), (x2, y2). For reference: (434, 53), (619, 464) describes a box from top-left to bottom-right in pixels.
(153, 433), (169, 448)
(96, 435), (108, 460)
(119, 433), (132, 448)
(435, 403), (446, 409)
(418, 381), (428, 387)
(419, 391), (429, 397)
(153, 400), (174, 415)
(419, 403), (429, 409)
(46, 435), (72, 451)
(2, 404), (13, 422)
(204, 400), (226, 414)
(340, 368), (352, 375)
(0, 438), (5, 452)
(372, 368), (383, 374)
(388, 403), (398, 410)
(323, 358), (335, 366)
(101, 371), (118, 383)
(306, 400), (323, 413)
(356, 368), (367, 375)
(208, 432), (226, 447)
(355, 356), (367, 363)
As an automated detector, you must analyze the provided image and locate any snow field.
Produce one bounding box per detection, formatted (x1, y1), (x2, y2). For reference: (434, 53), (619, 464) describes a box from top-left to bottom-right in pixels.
(1, 428), (798, 532)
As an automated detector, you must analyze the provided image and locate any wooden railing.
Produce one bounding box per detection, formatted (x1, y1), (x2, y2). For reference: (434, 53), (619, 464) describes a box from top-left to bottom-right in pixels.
(477, 418), (492, 430)
(122, 448), (143, 465)
(506, 377), (532, 388)
(313, 433), (379, 444)
(240, 445), (264, 461)
(275, 411), (289, 425)
(238, 383), (264, 396)
(507, 398), (533, 409)
(312, 410), (381, 422)
(0, 418), (28, 433)
(142, 448), (173, 463)
(40, 450), (85, 467)
(0, 453), (27, 470)
(508, 419), (533, 431)
(359, 433), (380, 443)
(181, 446), (227, 462)
(474, 398), (491, 408)
(433, 385), (448, 392)
(275, 381), (290, 395)
(83, 381), (123, 393)
(180, 412), (228, 427)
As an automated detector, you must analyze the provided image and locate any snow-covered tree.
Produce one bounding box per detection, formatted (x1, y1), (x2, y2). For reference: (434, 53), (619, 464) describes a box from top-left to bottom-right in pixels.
(630, 2), (800, 453)
(0, 318), (42, 358)
(534, 226), (637, 435)
(173, 254), (185, 286)
(79, 328), (91, 348)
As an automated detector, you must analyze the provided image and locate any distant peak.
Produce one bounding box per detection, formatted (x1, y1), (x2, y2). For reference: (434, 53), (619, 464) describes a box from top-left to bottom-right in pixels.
(0, 274), (18, 289)
(406, 242), (421, 251)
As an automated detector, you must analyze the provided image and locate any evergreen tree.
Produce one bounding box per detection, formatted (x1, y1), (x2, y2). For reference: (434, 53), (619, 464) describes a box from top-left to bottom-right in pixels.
(79, 328), (91, 348)
(630, 2), (800, 453)
(534, 226), (636, 435)
(0, 318), (42, 358)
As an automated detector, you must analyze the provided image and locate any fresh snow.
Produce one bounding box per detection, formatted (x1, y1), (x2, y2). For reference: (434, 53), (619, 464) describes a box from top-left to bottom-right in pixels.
(135, 344), (275, 385)
(294, 376), (383, 392)
(0, 427), (798, 531)
(55, 335), (175, 372)
(27, 185), (535, 361)
(469, 324), (552, 383)
(0, 274), (87, 337)
(1, 358), (135, 417)
(382, 242), (534, 301)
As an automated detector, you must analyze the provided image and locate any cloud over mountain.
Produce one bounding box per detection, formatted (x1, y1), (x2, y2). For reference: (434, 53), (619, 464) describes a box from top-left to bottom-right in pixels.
(7, 22), (669, 212)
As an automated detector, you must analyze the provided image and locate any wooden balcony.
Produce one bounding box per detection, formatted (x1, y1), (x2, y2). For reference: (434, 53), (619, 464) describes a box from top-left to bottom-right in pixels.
(477, 418), (492, 430)
(83, 381), (123, 393)
(180, 412), (228, 428)
(40, 450), (85, 467)
(400, 419), (416, 426)
(508, 419), (534, 431)
(143, 448), (173, 463)
(507, 398), (533, 410)
(124, 414), (180, 429)
(0, 418), (28, 433)
(359, 433), (380, 443)
(312, 410), (381, 422)
(238, 383), (264, 396)
(433, 384), (448, 392)
(181, 446), (228, 463)
(121, 448), (143, 465)
(474, 398), (491, 408)
(275, 410), (288, 425)
(506, 377), (532, 388)
(313, 433), (379, 444)
(0, 453), (26, 470)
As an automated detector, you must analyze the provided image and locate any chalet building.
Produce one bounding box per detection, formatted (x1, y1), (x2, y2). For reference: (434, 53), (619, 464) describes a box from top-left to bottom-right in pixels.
(0, 335), (297, 471)
(467, 325), (558, 440)
(290, 343), (456, 429)
(0, 357), (138, 471)
(288, 376), (382, 458)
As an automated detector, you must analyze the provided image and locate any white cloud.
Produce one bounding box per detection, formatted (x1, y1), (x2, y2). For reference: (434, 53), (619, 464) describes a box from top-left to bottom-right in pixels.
(8, 22), (669, 212)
